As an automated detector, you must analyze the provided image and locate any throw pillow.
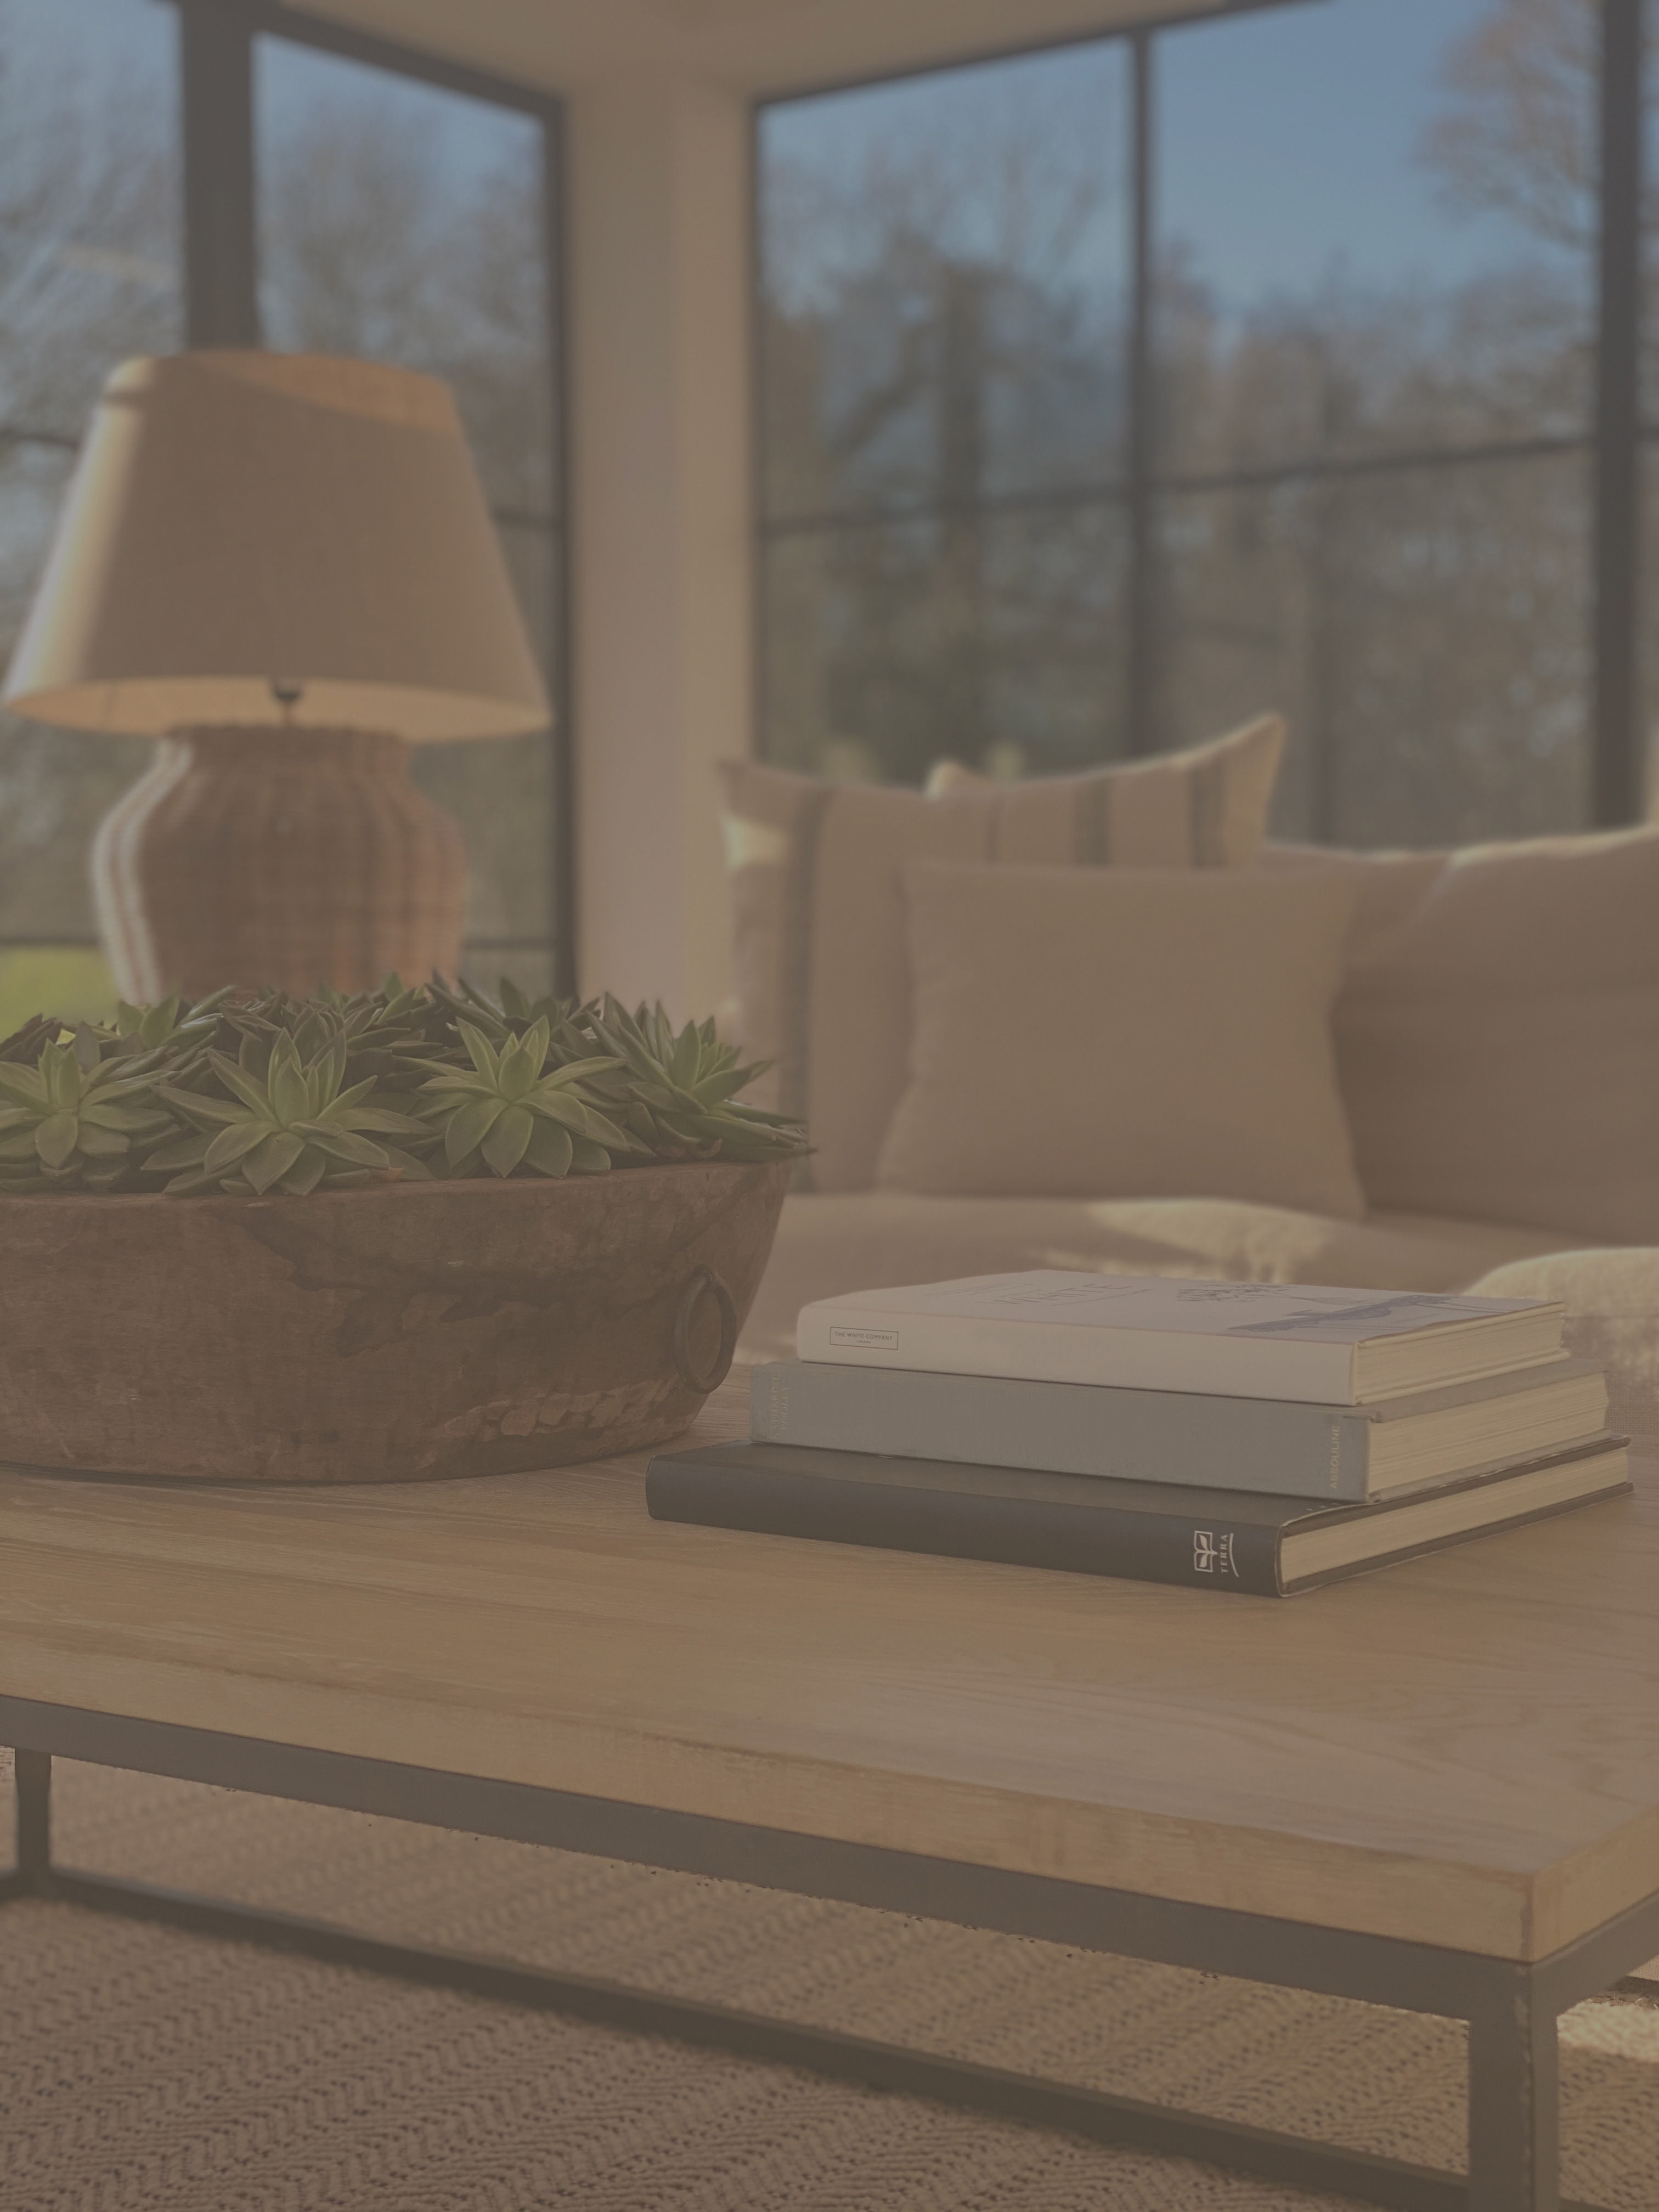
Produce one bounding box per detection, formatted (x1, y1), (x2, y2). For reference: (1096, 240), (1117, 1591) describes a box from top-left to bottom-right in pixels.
(720, 714), (1285, 1190)
(1265, 827), (1659, 1244)
(876, 860), (1365, 1216)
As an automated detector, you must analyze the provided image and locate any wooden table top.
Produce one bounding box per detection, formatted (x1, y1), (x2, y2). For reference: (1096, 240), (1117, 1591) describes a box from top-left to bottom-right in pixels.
(4, 1370), (1657, 1961)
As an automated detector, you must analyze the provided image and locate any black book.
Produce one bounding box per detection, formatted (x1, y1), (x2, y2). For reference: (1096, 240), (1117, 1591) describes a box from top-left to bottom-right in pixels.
(644, 1434), (1630, 1598)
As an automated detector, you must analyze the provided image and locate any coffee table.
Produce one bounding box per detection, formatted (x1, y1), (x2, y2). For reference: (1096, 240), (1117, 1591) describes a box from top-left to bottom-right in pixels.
(4, 1369), (1657, 2212)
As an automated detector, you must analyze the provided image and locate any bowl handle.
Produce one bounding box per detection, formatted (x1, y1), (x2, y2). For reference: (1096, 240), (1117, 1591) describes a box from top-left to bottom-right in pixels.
(673, 1265), (738, 1393)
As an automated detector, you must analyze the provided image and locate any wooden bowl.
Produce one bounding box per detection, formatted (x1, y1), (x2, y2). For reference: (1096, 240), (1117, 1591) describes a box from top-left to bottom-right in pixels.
(0, 1159), (790, 1482)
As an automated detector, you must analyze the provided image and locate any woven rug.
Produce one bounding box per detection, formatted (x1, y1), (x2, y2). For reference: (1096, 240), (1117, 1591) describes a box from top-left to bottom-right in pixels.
(4, 1751), (1657, 2211)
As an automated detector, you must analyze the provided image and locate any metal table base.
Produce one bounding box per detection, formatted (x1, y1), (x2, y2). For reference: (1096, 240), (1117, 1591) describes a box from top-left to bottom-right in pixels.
(5, 1696), (1656, 2212)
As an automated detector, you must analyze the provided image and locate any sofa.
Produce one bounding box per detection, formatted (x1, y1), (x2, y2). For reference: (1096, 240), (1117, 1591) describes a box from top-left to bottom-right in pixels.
(718, 727), (1659, 1438)
(741, 1202), (1659, 1439)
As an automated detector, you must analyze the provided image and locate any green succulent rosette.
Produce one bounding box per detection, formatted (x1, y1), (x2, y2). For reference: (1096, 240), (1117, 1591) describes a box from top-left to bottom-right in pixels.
(0, 976), (806, 1197)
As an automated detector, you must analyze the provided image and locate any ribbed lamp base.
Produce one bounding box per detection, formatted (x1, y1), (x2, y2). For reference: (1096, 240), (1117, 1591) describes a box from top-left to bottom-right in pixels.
(92, 726), (468, 1002)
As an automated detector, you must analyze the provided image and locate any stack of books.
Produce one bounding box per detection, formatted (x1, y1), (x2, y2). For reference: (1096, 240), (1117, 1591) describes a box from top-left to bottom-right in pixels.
(645, 1272), (1630, 1596)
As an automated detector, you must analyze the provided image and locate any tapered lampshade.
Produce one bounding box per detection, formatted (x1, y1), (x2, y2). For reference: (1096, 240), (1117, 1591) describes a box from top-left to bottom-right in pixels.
(2, 351), (550, 1000)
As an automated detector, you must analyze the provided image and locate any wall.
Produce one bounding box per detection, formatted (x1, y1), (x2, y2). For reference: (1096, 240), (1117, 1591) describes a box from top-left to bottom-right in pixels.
(566, 77), (752, 1018)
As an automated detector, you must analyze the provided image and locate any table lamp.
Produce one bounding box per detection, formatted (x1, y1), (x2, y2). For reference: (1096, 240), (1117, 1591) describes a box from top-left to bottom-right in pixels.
(1, 350), (549, 1000)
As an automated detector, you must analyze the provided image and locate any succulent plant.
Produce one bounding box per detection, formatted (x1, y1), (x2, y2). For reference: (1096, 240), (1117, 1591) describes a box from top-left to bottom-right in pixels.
(585, 997), (805, 1164)
(110, 990), (232, 1056)
(0, 1025), (178, 1194)
(413, 1015), (636, 1178)
(0, 1011), (61, 1067)
(0, 975), (808, 1198)
(150, 1029), (433, 1195)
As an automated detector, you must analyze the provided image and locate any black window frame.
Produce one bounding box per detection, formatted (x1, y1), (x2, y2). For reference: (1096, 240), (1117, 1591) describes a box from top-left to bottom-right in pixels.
(753, 0), (1646, 835)
(1, 0), (575, 994)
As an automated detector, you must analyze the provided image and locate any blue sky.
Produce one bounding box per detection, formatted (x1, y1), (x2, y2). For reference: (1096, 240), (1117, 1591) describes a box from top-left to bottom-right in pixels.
(7, 0), (529, 205)
(1157, 0), (1578, 303)
(764, 0), (1584, 316)
(256, 31), (538, 198)
(20, 0), (1587, 319)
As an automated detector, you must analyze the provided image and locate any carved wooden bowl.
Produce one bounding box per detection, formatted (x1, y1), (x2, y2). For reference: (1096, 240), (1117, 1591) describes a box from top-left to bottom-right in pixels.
(0, 1159), (790, 1483)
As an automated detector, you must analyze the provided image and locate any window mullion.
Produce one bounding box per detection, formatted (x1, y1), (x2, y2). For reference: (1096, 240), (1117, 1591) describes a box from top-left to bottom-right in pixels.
(541, 111), (578, 999)
(179, 0), (261, 348)
(1593, 0), (1644, 825)
(1125, 29), (1158, 758)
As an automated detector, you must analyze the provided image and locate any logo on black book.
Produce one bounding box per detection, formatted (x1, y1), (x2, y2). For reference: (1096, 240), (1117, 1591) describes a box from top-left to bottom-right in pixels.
(1193, 1530), (1238, 1577)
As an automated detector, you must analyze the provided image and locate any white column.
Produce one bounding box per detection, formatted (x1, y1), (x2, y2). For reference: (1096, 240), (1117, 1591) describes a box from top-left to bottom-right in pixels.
(566, 76), (753, 1020)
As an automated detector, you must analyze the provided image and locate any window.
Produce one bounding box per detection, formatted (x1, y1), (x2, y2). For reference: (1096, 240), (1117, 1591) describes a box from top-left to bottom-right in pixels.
(1644, 0), (1659, 802)
(0, 0), (567, 1033)
(256, 36), (561, 1002)
(759, 43), (1133, 788)
(0, 0), (182, 1031)
(757, 0), (1638, 850)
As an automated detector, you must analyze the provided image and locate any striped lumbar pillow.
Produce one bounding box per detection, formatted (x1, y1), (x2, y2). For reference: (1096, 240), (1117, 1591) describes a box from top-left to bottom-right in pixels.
(719, 714), (1286, 1193)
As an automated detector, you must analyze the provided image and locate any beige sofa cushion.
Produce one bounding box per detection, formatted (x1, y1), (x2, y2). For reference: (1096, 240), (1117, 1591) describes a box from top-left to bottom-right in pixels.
(1267, 828), (1659, 1244)
(720, 715), (1285, 1191)
(1467, 1249), (1659, 1442)
(737, 1193), (1579, 1364)
(876, 860), (1365, 1214)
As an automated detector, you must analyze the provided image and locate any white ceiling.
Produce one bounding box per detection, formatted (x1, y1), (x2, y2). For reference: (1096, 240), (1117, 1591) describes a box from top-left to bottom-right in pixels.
(292, 0), (1226, 98)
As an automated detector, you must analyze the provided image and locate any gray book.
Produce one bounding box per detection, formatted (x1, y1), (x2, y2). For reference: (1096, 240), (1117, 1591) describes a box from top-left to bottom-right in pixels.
(749, 1356), (1609, 1503)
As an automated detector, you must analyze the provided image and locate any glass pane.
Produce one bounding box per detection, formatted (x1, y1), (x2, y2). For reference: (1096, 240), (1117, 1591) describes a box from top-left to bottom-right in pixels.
(0, 945), (117, 1041)
(0, 0), (182, 442)
(1159, 454), (1590, 848)
(461, 945), (554, 1006)
(1156, 0), (1593, 476)
(762, 503), (1129, 788)
(1646, 0), (1659, 426)
(410, 727), (551, 947)
(0, 0), (180, 953)
(759, 42), (1130, 520)
(257, 38), (552, 518)
(0, 441), (149, 943)
(410, 526), (552, 945)
(258, 36), (558, 963)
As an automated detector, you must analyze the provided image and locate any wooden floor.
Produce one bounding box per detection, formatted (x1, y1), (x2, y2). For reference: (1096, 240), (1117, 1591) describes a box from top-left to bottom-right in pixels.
(5, 1372), (1658, 1961)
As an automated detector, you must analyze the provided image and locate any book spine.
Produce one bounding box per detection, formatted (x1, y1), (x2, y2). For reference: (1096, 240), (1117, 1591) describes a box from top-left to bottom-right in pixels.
(645, 1455), (1285, 1596)
(751, 1362), (1369, 1501)
(795, 1306), (1359, 1403)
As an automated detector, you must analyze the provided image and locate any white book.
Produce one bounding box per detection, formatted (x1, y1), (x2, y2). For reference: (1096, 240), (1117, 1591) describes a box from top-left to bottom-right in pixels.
(795, 1272), (1566, 1406)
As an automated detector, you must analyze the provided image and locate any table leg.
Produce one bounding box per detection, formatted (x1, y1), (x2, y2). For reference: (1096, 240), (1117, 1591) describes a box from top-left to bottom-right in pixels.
(15, 1748), (52, 1892)
(1468, 1974), (1559, 2212)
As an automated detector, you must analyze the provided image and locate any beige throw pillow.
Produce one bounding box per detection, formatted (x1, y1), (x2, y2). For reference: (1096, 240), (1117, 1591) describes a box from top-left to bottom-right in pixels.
(1265, 827), (1659, 1244)
(877, 861), (1365, 1217)
(720, 715), (1285, 1190)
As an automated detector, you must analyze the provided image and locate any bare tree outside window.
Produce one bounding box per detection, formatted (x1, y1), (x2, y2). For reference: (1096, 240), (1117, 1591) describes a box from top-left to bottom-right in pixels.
(1158, 1), (1594, 845)
(0, 5), (564, 1025)
(257, 38), (558, 999)
(258, 82), (551, 516)
(1423, 0), (1602, 249)
(758, 0), (1610, 850)
(0, 0), (179, 1023)
(760, 44), (1131, 789)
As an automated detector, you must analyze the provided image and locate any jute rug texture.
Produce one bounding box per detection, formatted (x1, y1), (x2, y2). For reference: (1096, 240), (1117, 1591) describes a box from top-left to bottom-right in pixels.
(3, 1752), (1656, 2211)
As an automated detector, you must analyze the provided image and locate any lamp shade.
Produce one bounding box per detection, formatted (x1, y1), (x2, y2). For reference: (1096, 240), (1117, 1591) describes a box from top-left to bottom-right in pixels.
(1, 350), (549, 741)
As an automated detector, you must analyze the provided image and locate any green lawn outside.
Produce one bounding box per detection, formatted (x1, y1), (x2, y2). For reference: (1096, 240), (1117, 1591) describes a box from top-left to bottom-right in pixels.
(0, 947), (120, 1043)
